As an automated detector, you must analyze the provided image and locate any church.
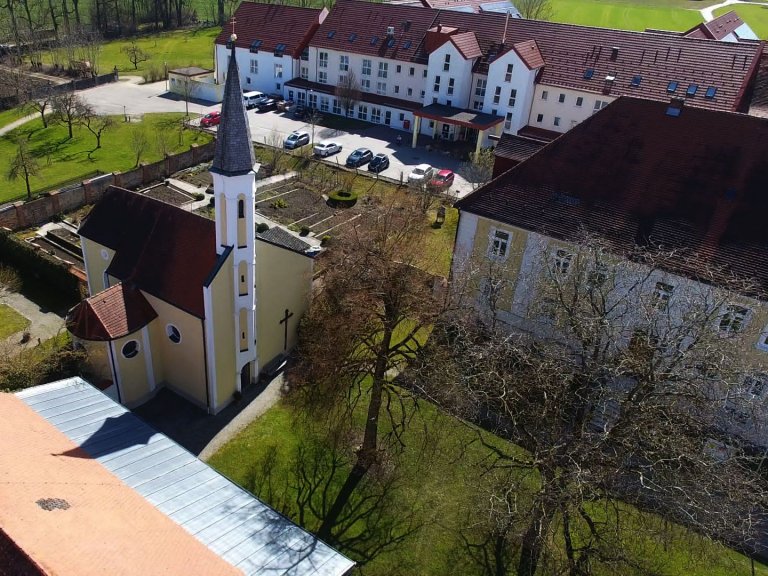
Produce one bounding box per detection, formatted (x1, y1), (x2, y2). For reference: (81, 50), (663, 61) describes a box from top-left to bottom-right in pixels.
(66, 40), (315, 414)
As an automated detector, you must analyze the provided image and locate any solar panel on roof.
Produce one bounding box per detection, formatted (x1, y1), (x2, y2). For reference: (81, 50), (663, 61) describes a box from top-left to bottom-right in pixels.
(686, 84), (698, 97)
(370, 36), (378, 45)
(403, 40), (412, 49)
(583, 68), (594, 79)
(348, 33), (357, 42)
(631, 75), (642, 87)
(667, 81), (678, 93)
(327, 30), (336, 38)
(705, 86), (717, 99)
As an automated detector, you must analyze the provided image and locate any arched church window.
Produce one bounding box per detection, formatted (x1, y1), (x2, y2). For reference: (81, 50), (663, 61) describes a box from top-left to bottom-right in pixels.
(121, 340), (139, 359)
(166, 324), (182, 344)
(238, 199), (245, 219)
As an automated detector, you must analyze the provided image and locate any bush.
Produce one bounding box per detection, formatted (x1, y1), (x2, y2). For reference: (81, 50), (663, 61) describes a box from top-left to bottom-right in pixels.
(299, 226), (310, 237)
(193, 192), (205, 201)
(208, 196), (215, 206)
(256, 222), (270, 233)
(327, 189), (358, 208)
(270, 198), (288, 209)
(321, 235), (332, 246)
(141, 64), (167, 83)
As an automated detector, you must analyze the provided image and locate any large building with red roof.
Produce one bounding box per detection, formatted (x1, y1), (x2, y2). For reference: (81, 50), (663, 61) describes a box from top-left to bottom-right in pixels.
(216, 0), (762, 150)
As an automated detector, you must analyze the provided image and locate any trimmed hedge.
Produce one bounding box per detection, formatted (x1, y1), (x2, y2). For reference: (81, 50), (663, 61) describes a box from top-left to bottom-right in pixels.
(327, 190), (359, 208)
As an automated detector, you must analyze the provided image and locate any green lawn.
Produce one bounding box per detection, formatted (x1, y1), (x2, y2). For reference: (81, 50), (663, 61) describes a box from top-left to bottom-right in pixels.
(208, 392), (768, 576)
(0, 113), (212, 203)
(0, 107), (28, 130)
(715, 4), (768, 39)
(550, 0), (703, 31)
(0, 304), (29, 339)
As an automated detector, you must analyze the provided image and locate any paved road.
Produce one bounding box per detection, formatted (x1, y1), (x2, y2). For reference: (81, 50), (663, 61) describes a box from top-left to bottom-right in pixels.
(78, 79), (479, 197)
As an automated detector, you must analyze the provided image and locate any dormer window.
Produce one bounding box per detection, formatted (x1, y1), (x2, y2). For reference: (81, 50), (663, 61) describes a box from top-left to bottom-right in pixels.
(249, 39), (262, 53)
(667, 80), (678, 93)
(274, 43), (286, 56)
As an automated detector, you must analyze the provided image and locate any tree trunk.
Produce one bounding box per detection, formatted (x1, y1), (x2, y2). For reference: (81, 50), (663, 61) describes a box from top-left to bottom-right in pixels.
(20, 0), (34, 36)
(48, 0), (59, 37)
(517, 499), (556, 576)
(217, 0), (224, 25)
(71, 0), (80, 25)
(40, 107), (47, 127)
(67, 118), (73, 138)
(24, 168), (31, 200)
(130, 0), (136, 31)
(60, 0), (69, 33)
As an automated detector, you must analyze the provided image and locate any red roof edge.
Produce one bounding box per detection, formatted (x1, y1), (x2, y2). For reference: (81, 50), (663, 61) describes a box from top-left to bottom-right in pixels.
(735, 41), (765, 112)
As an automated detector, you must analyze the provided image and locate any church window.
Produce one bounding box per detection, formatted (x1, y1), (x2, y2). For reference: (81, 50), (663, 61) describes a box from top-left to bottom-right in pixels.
(239, 308), (249, 351)
(238, 261), (248, 296)
(237, 195), (247, 248)
(238, 199), (244, 218)
(121, 340), (139, 359)
(166, 324), (181, 344)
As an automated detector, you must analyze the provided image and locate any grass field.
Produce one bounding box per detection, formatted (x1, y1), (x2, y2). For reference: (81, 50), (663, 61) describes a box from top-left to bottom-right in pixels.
(550, 0), (703, 32)
(0, 113), (212, 203)
(209, 393), (768, 576)
(0, 107), (28, 130)
(715, 4), (768, 39)
(0, 304), (29, 340)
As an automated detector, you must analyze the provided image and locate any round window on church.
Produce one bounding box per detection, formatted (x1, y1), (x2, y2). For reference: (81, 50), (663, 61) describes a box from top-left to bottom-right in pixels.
(166, 324), (181, 344)
(100, 249), (110, 260)
(121, 340), (139, 359)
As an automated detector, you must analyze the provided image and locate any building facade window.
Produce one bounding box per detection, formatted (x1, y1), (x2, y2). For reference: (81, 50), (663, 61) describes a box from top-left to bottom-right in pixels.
(274, 63), (283, 78)
(505, 63), (514, 82)
(576, 96), (584, 107)
(554, 117), (561, 127)
(593, 100), (609, 114)
(361, 78), (370, 91)
(300, 66), (308, 80)
(475, 78), (486, 97)
(536, 113), (543, 122)
(332, 98), (341, 114)
(447, 78), (455, 95)
(318, 71), (327, 84)
(508, 89), (517, 107)
(473, 100), (483, 111)
(541, 90), (548, 100)
(319, 51), (328, 68)
(443, 53), (451, 71)
(394, 85), (400, 94)
(396, 64), (401, 73)
(377, 81), (386, 95)
(558, 93), (566, 103)
(504, 112), (513, 131)
(551, 249), (573, 275)
(320, 96), (329, 112)
(489, 229), (511, 260)
(433, 75), (441, 92)
(652, 282), (674, 310)
(409, 67), (415, 76)
(121, 340), (139, 359)
(362, 59), (372, 76)
(719, 304), (750, 333)
(493, 86), (501, 104)
(371, 107), (381, 123)
(407, 88), (413, 96)
(358, 104), (368, 120)
(378, 62), (388, 78)
(250, 59), (258, 74)
(339, 55), (349, 71)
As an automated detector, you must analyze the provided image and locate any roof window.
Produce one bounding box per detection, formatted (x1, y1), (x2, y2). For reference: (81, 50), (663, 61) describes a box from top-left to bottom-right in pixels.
(705, 86), (717, 99)
(631, 75), (642, 87)
(686, 83), (698, 97)
(403, 40), (412, 50)
(488, 50), (497, 62)
(387, 37), (396, 48)
(327, 30), (336, 39)
(370, 36), (379, 45)
(249, 39), (262, 53)
(274, 43), (286, 55)
(583, 68), (594, 79)
(667, 81), (678, 93)
(348, 33), (357, 42)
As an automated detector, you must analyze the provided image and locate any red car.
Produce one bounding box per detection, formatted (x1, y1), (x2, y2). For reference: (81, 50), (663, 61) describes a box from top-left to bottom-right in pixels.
(430, 169), (455, 189)
(200, 111), (221, 127)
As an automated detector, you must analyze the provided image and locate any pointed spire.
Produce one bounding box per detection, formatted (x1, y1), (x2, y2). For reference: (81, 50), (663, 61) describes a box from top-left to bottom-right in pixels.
(211, 37), (256, 176)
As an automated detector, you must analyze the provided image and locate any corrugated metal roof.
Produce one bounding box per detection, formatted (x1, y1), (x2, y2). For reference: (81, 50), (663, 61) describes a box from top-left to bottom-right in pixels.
(16, 378), (355, 576)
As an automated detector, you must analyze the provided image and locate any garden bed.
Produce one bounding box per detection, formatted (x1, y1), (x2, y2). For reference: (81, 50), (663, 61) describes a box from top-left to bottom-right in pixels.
(141, 185), (194, 207)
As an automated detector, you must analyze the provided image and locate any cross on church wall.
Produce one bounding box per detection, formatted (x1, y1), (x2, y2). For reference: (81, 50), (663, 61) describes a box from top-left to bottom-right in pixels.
(279, 308), (294, 351)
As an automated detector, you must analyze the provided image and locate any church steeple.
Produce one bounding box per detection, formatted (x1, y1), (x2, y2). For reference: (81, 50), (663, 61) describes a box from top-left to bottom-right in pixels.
(211, 37), (256, 176)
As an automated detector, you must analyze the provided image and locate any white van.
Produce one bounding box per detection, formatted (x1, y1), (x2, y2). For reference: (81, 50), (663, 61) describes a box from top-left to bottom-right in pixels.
(243, 91), (267, 110)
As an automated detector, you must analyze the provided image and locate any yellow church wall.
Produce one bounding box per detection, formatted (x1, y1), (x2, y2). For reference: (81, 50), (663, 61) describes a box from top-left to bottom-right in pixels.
(207, 250), (238, 410)
(141, 292), (208, 408)
(111, 329), (153, 406)
(80, 237), (115, 295)
(256, 241), (313, 369)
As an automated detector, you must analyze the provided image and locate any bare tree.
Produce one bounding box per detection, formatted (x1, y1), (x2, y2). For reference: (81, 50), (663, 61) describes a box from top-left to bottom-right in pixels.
(8, 138), (40, 200)
(121, 40), (149, 70)
(129, 127), (149, 167)
(290, 192), (445, 543)
(263, 131), (287, 175)
(516, 0), (553, 21)
(24, 82), (54, 128)
(414, 236), (768, 575)
(51, 91), (84, 138)
(77, 102), (114, 155)
(461, 147), (494, 190)
(334, 71), (361, 118)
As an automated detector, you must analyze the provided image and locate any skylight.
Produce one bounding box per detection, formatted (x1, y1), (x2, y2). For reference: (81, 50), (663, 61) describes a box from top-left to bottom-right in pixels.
(370, 36), (378, 45)
(666, 105), (681, 117)
(631, 75), (642, 87)
(387, 37), (396, 48)
(705, 86), (717, 99)
(348, 33), (357, 42)
(403, 40), (412, 50)
(274, 43), (286, 55)
(667, 80), (678, 93)
(327, 30), (336, 39)
(583, 68), (594, 79)
(686, 83), (698, 97)
(250, 39), (262, 52)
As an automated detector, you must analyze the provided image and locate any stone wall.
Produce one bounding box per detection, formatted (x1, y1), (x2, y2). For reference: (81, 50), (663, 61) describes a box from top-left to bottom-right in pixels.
(0, 141), (215, 230)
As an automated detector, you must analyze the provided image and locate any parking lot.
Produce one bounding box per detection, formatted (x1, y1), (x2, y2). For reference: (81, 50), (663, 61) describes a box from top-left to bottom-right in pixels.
(78, 78), (479, 197)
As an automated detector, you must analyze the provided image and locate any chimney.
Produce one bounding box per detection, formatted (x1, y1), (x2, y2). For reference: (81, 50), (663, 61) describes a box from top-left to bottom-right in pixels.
(666, 97), (684, 117)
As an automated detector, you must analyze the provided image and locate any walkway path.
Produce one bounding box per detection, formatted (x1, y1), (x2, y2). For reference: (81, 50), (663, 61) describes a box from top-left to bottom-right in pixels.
(1, 291), (65, 351)
(699, 0), (768, 22)
(0, 113), (38, 136)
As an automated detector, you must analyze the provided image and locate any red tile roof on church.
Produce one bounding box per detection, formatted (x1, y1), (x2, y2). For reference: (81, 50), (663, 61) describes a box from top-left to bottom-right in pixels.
(215, 2), (326, 58)
(67, 283), (158, 341)
(77, 187), (218, 318)
(684, 10), (745, 41)
(306, 0), (761, 111)
(456, 96), (768, 293)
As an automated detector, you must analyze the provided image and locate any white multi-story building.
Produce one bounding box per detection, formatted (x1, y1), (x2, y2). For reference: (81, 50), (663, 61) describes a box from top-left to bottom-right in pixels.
(216, 0), (762, 150)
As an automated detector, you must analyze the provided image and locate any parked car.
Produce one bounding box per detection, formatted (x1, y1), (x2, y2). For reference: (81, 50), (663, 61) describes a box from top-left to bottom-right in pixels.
(408, 163), (434, 184)
(255, 98), (277, 112)
(284, 130), (310, 149)
(368, 153), (390, 173)
(243, 91), (267, 110)
(430, 169), (455, 189)
(314, 141), (343, 157)
(268, 92), (284, 102)
(346, 148), (373, 168)
(200, 111), (221, 127)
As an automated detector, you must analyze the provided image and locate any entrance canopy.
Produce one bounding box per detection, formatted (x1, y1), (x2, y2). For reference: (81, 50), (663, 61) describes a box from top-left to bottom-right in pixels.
(414, 103), (504, 131)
